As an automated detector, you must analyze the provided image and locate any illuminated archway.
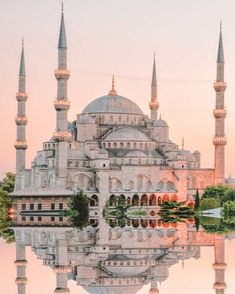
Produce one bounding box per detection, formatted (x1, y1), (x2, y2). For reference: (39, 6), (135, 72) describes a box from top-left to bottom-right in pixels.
(149, 194), (156, 206)
(140, 194), (148, 206)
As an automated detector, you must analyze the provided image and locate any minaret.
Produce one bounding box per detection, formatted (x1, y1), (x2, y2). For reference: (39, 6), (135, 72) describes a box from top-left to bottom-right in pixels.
(213, 235), (226, 294)
(53, 235), (70, 294)
(149, 280), (160, 294)
(14, 40), (28, 190)
(15, 239), (28, 294)
(149, 54), (159, 120)
(53, 4), (70, 187)
(213, 23), (227, 184)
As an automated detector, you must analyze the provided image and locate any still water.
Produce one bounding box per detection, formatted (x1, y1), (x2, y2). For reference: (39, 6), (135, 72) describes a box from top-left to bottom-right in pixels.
(1, 216), (235, 294)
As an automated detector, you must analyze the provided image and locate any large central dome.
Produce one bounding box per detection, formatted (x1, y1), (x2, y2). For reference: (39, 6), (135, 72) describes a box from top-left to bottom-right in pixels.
(82, 94), (143, 115)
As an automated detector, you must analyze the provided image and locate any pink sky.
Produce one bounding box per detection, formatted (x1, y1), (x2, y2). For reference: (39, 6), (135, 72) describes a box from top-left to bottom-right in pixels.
(1, 0), (235, 178)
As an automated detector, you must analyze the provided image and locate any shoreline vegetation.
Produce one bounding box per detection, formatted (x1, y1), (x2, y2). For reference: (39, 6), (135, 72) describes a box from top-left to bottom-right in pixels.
(0, 172), (15, 243)
(1, 172), (235, 236)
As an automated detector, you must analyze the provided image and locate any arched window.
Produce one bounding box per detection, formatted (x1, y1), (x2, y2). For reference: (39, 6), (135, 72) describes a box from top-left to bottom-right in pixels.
(110, 116), (114, 123)
(133, 142), (137, 149)
(140, 194), (148, 206)
(109, 195), (117, 207)
(120, 142), (124, 148)
(132, 194), (139, 206)
(141, 219), (148, 228)
(163, 194), (170, 202)
(118, 195), (126, 206)
(149, 194), (156, 206)
(140, 143), (143, 149)
(114, 142), (117, 148)
(132, 219), (139, 228)
(158, 197), (162, 205)
(118, 116), (122, 123)
(128, 158), (132, 164)
(90, 195), (98, 206)
(108, 142), (111, 148)
(127, 142), (130, 149)
(171, 194), (178, 202)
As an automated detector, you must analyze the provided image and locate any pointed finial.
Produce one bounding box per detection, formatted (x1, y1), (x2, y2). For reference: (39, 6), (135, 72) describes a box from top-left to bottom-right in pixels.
(182, 137), (184, 150)
(61, 1), (64, 12)
(108, 75), (117, 96)
(19, 40), (26, 76)
(152, 52), (157, 87)
(217, 21), (224, 63)
(58, 3), (67, 49)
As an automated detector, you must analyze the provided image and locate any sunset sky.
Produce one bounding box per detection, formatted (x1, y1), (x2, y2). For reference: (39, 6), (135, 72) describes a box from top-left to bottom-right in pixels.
(1, 0), (235, 178)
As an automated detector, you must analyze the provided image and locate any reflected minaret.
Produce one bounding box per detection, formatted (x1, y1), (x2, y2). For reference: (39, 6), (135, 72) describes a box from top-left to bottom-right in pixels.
(53, 235), (70, 294)
(15, 240), (27, 294)
(14, 40), (28, 190)
(149, 281), (159, 294)
(213, 235), (226, 294)
(149, 54), (159, 121)
(53, 3), (70, 187)
(213, 22), (227, 184)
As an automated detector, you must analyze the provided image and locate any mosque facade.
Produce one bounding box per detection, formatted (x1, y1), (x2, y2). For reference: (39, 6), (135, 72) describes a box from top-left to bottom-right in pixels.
(12, 8), (229, 211)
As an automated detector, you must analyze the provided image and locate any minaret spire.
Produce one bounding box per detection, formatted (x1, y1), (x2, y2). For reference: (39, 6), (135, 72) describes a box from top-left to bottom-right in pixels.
(149, 53), (159, 120)
(108, 75), (117, 96)
(217, 21), (224, 63)
(14, 41), (28, 191)
(53, 4), (70, 187)
(58, 3), (67, 49)
(213, 23), (227, 184)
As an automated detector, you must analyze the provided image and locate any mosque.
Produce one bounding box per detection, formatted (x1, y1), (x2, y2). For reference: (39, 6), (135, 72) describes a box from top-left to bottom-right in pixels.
(12, 6), (230, 212)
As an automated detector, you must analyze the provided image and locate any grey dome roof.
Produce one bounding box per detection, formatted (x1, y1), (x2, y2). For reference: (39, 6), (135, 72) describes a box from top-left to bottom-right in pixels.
(153, 118), (168, 127)
(82, 95), (143, 115)
(77, 114), (95, 124)
(104, 127), (149, 141)
(125, 150), (148, 157)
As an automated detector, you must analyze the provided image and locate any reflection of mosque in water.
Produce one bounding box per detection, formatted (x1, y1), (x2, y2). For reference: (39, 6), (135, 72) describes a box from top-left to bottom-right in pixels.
(14, 216), (227, 294)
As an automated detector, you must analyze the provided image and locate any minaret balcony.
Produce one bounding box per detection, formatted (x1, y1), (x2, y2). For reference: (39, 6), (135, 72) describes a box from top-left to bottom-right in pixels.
(16, 92), (28, 101)
(15, 277), (28, 285)
(15, 115), (28, 125)
(213, 282), (227, 290)
(53, 130), (71, 142)
(212, 136), (227, 146)
(213, 262), (227, 270)
(54, 289), (70, 294)
(54, 69), (70, 80)
(54, 99), (70, 111)
(14, 259), (28, 266)
(213, 108), (227, 118)
(14, 141), (28, 150)
(149, 101), (159, 110)
(214, 81), (227, 92)
(53, 265), (71, 273)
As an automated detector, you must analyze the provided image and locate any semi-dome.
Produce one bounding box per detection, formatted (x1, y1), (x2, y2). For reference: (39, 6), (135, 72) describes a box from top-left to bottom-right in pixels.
(82, 95), (143, 115)
(125, 150), (148, 157)
(77, 114), (95, 124)
(104, 127), (149, 141)
(153, 118), (168, 127)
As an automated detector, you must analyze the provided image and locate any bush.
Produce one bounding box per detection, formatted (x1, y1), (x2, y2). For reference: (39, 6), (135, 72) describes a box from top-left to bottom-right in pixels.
(222, 201), (235, 217)
(200, 198), (220, 211)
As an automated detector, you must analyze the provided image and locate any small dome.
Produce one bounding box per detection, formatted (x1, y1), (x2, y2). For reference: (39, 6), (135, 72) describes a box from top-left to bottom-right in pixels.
(125, 150), (148, 157)
(177, 150), (196, 161)
(104, 127), (149, 141)
(82, 95), (143, 115)
(193, 150), (201, 154)
(153, 118), (168, 127)
(77, 114), (95, 124)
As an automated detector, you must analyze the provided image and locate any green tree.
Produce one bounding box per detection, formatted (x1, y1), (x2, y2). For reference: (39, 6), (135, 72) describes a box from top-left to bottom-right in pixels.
(200, 198), (220, 211)
(194, 189), (200, 211)
(202, 185), (230, 204)
(0, 172), (15, 243)
(66, 191), (89, 229)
